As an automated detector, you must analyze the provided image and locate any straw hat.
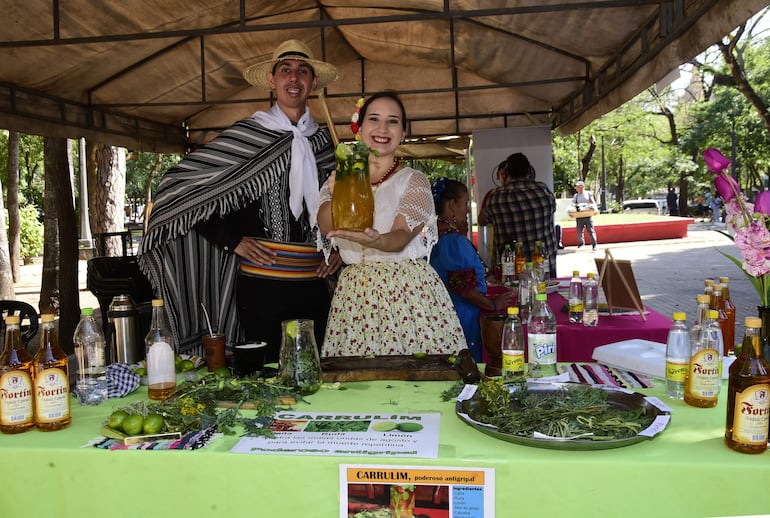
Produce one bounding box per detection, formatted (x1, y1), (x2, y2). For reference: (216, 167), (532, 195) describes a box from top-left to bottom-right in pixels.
(243, 40), (339, 91)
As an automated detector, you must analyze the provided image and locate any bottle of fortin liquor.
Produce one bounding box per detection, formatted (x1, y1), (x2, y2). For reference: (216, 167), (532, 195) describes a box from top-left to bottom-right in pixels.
(684, 309), (723, 408)
(0, 315), (35, 434)
(33, 314), (71, 431)
(724, 317), (770, 454)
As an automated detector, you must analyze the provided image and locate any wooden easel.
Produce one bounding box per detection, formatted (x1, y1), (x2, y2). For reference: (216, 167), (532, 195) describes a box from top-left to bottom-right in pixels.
(594, 249), (646, 321)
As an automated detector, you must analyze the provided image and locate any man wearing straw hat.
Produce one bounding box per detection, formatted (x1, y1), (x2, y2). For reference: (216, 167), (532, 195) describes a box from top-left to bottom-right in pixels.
(139, 39), (342, 362)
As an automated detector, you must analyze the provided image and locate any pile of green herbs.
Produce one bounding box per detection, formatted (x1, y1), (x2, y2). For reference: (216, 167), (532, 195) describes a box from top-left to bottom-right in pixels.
(475, 379), (653, 441)
(112, 373), (302, 438)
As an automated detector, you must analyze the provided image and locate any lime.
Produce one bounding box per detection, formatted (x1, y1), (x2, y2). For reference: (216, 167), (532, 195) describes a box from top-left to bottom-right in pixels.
(335, 142), (352, 161)
(133, 367), (147, 377)
(214, 366), (231, 378)
(122, 414), (144, 436)
(351, 160), (367, 171)
(108, 410), (129, 432)
(413, 352), (427, 359)
(142, 413), (165, 435)
(396, 422), (424, 432)
(175, 354), (184, 371)
(180, 359), (195, 372)
(372, 421), (398, 432)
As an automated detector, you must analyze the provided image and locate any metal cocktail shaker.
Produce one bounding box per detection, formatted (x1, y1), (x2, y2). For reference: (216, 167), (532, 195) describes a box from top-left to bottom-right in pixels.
(108, 294), (142, 364)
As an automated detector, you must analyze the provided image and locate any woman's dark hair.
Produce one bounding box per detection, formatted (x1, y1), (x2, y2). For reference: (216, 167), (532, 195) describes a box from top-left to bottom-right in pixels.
(433, 179), (467, 214)
(359, 91), (408, 130)
(501, 152), (533, 180)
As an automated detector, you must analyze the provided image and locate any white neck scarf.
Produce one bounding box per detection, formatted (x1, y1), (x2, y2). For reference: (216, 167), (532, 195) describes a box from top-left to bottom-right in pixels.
(251, 104), (320, 227)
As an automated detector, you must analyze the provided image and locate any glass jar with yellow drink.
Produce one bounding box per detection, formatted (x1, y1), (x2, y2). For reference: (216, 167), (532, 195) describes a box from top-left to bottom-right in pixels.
(331, 141), (375, 231)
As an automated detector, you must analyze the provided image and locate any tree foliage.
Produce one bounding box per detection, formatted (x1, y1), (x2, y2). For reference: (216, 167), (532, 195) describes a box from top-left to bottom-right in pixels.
(549, 9), (770, 210)
(14, 205), (43, 262)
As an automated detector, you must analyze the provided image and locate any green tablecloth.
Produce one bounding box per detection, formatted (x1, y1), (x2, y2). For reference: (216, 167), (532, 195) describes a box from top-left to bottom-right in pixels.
(1, 376), (768, 517)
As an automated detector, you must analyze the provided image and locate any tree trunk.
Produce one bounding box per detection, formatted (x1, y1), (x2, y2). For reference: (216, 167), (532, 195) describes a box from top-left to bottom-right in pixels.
(143, 154), (163, 226)
(718, 40), (770, 138)
(0, 173), (14, 299)
(42, 137), (79, 354)
(92, 144), (126, 256)
(617, 155), (625, 206)
(7, 131), (21, 282)
(40, 144), (60, 316)
(679, 177), (690, 217)
(580, 134), (597, 181)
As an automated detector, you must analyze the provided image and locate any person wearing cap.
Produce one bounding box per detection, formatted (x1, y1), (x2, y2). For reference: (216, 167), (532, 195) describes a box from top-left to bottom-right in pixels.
(480, 152), (557, 277)
(572, 180), (598, 251)
(139, 39), (342, 362)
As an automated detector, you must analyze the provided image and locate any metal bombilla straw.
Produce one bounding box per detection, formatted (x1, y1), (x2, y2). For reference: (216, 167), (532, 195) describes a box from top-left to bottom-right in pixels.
(200, 303), (215, 338)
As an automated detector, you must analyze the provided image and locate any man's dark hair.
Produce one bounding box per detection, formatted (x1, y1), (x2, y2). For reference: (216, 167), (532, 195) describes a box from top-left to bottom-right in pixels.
(501, 152), (533, 180)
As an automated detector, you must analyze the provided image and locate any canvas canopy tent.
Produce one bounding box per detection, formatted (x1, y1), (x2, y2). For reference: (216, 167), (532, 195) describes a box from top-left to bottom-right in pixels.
(0, 0), (767, 155)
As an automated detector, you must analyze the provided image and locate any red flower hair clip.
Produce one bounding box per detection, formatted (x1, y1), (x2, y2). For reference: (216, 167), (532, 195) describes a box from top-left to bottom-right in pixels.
(350, 97), (365, 141)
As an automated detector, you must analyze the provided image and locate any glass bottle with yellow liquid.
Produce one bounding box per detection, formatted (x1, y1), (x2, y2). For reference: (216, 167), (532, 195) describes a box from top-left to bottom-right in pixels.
(33, 314), (71, 431)
(531, 240), (543, 276)
(514, 241), (526, 279)
(145, 299), (176, 400)
(724, 316), (770, 454)
(331, 141), (375, 231)
(0, 315), (35, 434)
(719, 276), (737, 355)
(711, 284), (730, 356)
(684, 309), (723, 408)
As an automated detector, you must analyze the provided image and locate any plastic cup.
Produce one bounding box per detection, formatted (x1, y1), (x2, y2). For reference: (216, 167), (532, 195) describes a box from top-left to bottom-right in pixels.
(203, 333), (226, 372)
(233, 342), (267, 377)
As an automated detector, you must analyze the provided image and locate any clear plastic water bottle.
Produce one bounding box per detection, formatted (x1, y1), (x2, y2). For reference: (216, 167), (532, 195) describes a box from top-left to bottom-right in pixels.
(665, 311), (689, 399)
(568, 270), (583, 324)
(501, 306), (524, 378)
(517, 261), (535, 321)
(700, 309), (725, 358)
(527, 293), (557, 377)
(582, 273), (598, 327)
(73, 307), (108, 406)
(501, 244), (515, 287)
(689, 294), (711, 351)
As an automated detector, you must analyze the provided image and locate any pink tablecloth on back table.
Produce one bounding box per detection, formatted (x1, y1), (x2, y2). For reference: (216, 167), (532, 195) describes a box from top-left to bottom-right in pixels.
(485, 287), (671, 363)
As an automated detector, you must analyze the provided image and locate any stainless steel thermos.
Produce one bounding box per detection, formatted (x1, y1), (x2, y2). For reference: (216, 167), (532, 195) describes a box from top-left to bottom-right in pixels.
(108, 294), (143, 364)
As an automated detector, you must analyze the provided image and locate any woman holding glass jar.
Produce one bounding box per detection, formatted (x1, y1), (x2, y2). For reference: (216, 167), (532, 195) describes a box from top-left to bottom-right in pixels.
(317, 91), (466, 357)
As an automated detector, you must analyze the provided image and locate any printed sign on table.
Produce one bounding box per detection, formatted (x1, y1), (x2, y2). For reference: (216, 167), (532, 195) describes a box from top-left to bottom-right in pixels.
(230, 411), (440, 458)
(341, 464), (495, 518)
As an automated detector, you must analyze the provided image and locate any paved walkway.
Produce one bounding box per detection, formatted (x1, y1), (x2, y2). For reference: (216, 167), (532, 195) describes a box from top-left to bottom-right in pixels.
(11, 220), (759, 338)
(555, 220), (756, 329)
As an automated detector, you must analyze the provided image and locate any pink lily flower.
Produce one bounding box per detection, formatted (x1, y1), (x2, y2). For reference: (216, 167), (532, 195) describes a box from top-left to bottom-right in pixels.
(715, 174), (740, 201)
(703, 148), (731, 174)
(755, 191), (770, 216)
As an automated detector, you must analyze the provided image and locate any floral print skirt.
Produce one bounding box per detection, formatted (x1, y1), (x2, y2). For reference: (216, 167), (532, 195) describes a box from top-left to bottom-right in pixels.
(321, 259), (467, 357)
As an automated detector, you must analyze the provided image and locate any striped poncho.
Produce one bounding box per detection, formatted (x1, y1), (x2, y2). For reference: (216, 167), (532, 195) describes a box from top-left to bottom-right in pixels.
(138, 117), (334, 350)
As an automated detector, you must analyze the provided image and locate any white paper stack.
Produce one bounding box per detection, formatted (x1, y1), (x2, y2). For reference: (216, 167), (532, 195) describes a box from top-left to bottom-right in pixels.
(592, 339), (736, 380)
(591, 339), (666, 379)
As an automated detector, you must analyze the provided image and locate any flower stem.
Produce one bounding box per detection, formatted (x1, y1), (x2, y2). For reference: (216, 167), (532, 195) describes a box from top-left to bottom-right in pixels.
(721, 171), (752, 227)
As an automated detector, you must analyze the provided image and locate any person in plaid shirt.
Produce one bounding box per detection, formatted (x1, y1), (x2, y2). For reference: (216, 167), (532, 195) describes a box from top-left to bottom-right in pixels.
(480, 152), (557, 277)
